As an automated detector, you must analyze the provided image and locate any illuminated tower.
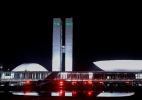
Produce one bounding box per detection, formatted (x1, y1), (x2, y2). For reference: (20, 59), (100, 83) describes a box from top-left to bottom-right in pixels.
(65, 18), (73, 71)
(52, 18), (73, 71)
(52, 18), (62, 71)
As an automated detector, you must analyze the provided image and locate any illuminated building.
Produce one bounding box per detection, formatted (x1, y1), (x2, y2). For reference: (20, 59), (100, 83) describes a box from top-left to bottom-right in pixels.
(52, 18), (73, 71)
(0, 63), (49, 80)
(93, 60), (142, 71)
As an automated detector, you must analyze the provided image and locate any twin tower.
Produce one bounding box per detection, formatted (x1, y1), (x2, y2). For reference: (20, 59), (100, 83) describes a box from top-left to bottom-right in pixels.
(52, 18), (73, 71)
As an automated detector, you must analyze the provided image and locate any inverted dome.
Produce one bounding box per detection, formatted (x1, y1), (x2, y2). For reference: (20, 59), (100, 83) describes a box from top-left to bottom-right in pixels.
(12, 63), (48, 71)
(93, 60), (142, 71)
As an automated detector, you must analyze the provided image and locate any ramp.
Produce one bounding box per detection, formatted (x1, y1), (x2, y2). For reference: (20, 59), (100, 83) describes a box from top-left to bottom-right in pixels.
(44, 72), (59, 80)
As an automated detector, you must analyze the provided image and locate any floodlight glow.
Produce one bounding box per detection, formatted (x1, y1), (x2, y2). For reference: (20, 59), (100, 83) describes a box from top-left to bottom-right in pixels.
(93, 60), (142, 71)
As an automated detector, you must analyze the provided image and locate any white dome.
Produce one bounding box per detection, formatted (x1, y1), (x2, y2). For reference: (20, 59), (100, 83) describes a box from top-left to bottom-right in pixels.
(12, 63), (48, 71)
(93, 60), (142, 71)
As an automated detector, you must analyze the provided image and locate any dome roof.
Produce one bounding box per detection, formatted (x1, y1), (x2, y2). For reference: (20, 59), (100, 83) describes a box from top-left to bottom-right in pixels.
(93, 60), (142, 71)
(12, 63), (48, 71)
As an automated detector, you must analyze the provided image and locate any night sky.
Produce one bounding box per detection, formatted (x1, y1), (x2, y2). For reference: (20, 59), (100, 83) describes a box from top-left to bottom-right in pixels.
(0, 6), (142, 71)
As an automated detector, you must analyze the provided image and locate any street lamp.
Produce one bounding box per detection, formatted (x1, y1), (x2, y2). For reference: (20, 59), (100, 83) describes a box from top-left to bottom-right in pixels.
(0, 66), (2, 79)
(0, 66), (2, 71)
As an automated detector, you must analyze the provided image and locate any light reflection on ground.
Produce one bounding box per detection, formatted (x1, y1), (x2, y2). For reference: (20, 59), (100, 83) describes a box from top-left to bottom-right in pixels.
(10, 91), (135, 97)
(97, 91), (135, 97)
(12, 91), (39, 96)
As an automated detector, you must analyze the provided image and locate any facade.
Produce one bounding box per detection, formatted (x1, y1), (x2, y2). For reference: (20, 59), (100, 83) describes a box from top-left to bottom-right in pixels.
(55, 71), (142, 80)
(52, 18), (73, 71)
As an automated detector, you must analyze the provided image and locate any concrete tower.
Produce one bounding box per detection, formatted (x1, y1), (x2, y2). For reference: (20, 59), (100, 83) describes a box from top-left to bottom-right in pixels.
(65, 18), (73, 71)
(52, 18), (62, 71)
(52, 18), (73, 71)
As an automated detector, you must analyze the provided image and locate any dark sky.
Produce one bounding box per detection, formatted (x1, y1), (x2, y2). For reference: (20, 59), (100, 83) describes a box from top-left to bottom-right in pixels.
(0, 6), (142, 71)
